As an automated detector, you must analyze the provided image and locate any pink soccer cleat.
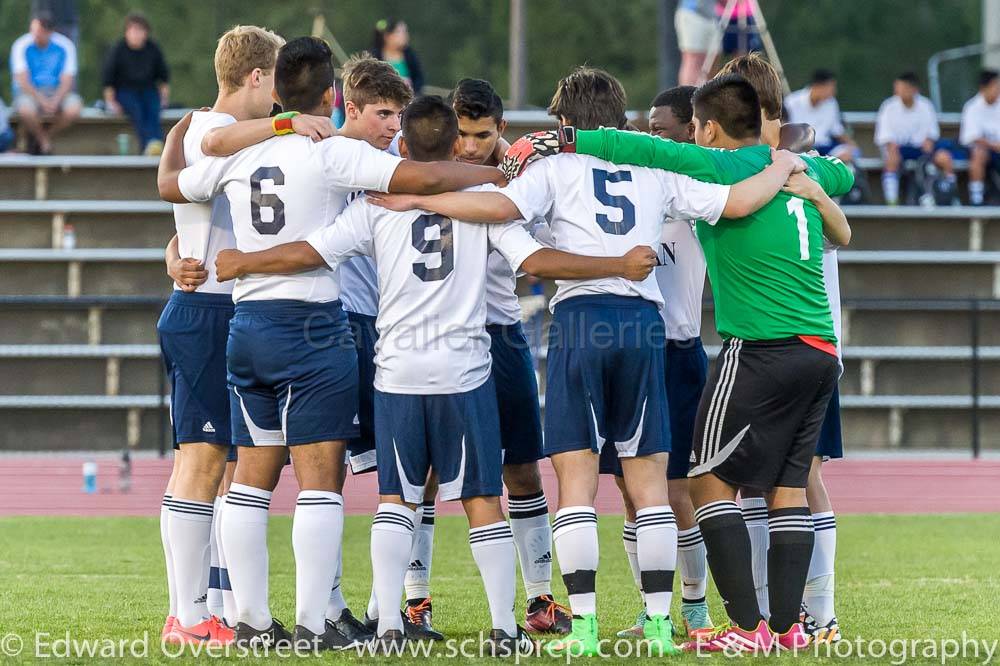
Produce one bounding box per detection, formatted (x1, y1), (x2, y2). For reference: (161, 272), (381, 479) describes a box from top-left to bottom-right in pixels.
(681, 619), (774, 654)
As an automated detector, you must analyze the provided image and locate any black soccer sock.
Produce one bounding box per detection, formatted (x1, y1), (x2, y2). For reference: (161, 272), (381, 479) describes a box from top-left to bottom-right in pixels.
(767, 507), (815, 634)
(695, 500), (762, 630)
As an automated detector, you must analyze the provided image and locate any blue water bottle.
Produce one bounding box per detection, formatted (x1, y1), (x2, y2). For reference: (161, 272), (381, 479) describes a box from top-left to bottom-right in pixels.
(82, 461), (98, 494)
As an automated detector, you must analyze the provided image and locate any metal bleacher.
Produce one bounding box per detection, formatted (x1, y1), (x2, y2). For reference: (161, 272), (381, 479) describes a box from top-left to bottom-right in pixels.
(0, 110), (997, 454)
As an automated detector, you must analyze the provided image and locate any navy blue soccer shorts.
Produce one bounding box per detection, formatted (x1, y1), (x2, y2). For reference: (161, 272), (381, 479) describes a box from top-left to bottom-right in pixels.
(545, 295), (670, 461)
(346, 311), (378, 473)
(599, 336), (707, 478)
(815, 384), (843, 460)
(487, 322), (544, 466)
(374, 377), (503, 504)
(227, 299), (359, 447)
(158, 291), (234, 452)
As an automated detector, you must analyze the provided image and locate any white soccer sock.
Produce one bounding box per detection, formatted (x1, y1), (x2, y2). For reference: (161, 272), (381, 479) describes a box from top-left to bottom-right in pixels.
(326, 546), (348, 621)
(207, 496), (224, 619)
(742, 497), (770, 619)
(216, 495), (236, 627)
(804, 511), (837, 625)
(470, 521), (518, 635)
(168, 497), (214, 628)
(882, 172), (900, 205)
(677, 525), (709, 603)
(552, 506), (599, 616)
(365, 585), (379, 621)
(292, 491), (344, 634)
(222, 483), (272, 630)
(161, 494), (177, 618)
(371, 504), (416, 635)
(970, 180), (985, 205)
(508, 491), (553, 599)
(622, 521), (642, 596)
(635, 506), (677, 618)
(404, 501), (435, 601)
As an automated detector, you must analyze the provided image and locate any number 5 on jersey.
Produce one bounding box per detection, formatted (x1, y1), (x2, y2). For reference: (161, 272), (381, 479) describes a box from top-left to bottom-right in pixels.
(593, 168), (636, 235)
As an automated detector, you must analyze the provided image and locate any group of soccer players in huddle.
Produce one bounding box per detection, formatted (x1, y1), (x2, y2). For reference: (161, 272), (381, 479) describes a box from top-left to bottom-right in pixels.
(154, 23), (851, 657)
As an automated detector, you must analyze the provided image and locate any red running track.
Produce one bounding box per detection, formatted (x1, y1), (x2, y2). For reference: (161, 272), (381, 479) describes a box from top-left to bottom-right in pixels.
(1, 457), (997, 517)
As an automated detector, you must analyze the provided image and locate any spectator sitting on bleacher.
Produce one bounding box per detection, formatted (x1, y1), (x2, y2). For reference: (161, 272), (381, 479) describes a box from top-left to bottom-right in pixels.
(9, 10), (82, 155)
(102, 12), (170, 156)
(784, 69), (857, 164)
(0, 97), (14, 153)
(960, 69), (1000, 206)
(875, 71), (956, 206)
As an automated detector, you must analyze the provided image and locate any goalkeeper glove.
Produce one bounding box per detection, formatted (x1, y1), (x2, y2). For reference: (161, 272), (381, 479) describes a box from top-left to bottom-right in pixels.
(499, 126), (577, 181)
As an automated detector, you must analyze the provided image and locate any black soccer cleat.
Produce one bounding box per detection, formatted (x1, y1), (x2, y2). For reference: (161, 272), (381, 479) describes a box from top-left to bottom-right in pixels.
(486, 626), (537, 658)
(404, 598), (445, 641)
(234, 618), (293, 650)
(293, 619), (364, 651)
(331, 608), (374, 645)
(363, 611), (378, 632)
(373, 629), (407, 655)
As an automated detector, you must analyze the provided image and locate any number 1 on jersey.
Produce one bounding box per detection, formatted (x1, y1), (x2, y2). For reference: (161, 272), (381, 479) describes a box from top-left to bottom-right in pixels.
(786, 197), (809, 261)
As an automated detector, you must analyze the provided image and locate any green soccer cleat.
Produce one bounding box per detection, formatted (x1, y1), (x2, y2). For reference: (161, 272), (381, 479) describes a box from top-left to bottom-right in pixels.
(681, 600), (714, 639)
(641, 614), (682, 656)
(545, 614), (600, 658)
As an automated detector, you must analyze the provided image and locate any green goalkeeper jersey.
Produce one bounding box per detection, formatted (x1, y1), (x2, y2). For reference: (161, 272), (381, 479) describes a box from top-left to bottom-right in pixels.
(574, 128), (854, 343)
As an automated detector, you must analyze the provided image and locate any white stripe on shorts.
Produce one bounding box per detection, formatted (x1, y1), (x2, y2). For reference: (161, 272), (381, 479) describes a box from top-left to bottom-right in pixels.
(699, 339), (742, 466)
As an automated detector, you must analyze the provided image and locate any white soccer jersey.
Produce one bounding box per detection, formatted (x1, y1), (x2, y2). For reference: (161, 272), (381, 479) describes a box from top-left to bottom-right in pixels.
(306, 189), (542, 395)
(784, 88), (846, 147)
(170, 111), (237, 295)
(655, 219), (706, 340)
(874, 94), (940, 147)
(338, 135), (404, 317)
(822, 243), (844, 375)
(485, 252), (521, 325)
(340, 190), (380, 317)
(499, 153), (729, 311)
(178, 135), (402, 303)
(960, 93), (1000, 146)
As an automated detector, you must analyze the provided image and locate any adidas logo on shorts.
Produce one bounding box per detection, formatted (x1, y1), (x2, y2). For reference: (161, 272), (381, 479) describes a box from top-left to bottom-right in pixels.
(352, 414), (360, 425)
(202, 421), (215, 434)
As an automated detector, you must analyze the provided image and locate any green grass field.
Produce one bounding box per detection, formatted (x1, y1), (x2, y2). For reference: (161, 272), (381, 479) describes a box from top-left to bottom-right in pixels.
(1, 514), (998, 664)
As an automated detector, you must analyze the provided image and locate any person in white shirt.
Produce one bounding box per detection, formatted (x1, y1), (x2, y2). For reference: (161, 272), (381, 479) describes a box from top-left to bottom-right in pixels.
(152, 25), (286, 647)
(380, 77), (573, 639)
(960, 70), (1000, 206)
(875, 72), (955, 205)
(157, 38), (507, 652)
(211, 95), (657, 651)
(784, 70), (857, 164)
(364, 67), (806, 656)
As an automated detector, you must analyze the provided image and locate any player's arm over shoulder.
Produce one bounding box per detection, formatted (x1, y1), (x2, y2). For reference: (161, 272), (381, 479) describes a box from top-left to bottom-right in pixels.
(802, 153), (855, 198)
(321, 135), (505, 195)
(487, 219), (657, 281)
(575, 128), (724, 182)
(307, 195), (376, 267)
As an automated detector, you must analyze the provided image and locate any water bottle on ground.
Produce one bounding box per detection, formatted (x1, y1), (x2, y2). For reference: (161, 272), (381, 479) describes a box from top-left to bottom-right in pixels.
(82, 461), (97, 494)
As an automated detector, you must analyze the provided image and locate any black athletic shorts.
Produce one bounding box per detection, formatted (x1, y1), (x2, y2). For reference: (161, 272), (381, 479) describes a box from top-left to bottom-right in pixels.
(688, 336), (838, 491)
